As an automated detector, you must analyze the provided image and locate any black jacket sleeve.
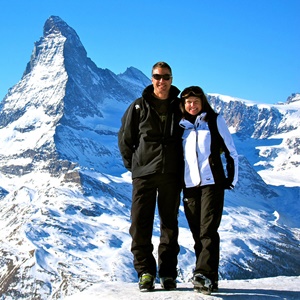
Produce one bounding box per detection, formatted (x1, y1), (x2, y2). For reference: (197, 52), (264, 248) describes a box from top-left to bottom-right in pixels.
(118, 101), (141, 171)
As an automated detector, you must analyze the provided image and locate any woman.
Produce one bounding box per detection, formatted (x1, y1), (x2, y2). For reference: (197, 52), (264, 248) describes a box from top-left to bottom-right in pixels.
(179, 86), (238, 295)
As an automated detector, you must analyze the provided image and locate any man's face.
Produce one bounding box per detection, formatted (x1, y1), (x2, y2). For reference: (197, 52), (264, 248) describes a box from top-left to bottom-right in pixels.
(151, 67), (172, 97)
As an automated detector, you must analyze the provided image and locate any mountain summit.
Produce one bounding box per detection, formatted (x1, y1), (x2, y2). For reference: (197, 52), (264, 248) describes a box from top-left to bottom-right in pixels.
(0, 15), (149, 179)
(0, 16), (299, 299)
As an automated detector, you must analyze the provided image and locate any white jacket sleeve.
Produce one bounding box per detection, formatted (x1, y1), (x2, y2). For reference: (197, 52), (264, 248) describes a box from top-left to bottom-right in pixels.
(217, 115), (239, 186)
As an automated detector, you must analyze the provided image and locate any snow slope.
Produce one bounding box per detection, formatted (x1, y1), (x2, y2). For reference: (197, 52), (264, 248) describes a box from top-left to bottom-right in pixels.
(65, 276), (300, 300)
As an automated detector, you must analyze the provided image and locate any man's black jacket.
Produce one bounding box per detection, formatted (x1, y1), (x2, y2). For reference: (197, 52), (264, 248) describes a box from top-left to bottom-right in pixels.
(118, 85), (183, 179)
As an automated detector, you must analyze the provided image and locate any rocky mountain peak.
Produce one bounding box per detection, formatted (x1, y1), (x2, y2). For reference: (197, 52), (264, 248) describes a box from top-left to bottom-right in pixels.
(23, 15), (86, 78)
(286, 93), (300, 104)
(0, 15), (149, 180)
(44, 15), (73, 37)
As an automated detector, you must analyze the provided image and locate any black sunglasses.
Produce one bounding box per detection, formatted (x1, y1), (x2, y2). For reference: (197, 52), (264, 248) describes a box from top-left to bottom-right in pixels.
(152, 74), (172, 80)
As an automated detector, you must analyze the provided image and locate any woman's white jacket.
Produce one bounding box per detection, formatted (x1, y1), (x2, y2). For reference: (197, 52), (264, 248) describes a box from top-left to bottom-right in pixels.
(179, 113), (238, 188)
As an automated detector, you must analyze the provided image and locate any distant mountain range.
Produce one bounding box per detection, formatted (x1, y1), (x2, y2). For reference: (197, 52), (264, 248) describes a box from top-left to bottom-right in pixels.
(0, 16), (299, 299)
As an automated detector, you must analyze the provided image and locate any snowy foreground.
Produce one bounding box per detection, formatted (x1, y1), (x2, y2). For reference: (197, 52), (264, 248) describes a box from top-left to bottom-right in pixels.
(65, 276), (300, 300)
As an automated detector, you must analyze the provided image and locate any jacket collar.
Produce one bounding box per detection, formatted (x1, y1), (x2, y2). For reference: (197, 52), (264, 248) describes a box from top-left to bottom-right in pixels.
(180, 112), (207, 129)
(142, 84), (180, 101)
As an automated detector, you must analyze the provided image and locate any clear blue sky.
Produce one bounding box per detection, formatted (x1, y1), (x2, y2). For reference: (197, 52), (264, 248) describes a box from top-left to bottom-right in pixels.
(0, 0), (299, 104)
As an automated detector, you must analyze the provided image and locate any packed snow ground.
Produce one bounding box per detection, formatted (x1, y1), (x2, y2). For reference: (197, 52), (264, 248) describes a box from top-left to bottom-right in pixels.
(65, 276), (300, 299)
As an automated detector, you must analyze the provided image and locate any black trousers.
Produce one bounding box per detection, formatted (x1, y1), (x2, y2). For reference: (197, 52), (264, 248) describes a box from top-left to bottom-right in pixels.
(130, 173), (181, 279)
(183, 184), (224, 283)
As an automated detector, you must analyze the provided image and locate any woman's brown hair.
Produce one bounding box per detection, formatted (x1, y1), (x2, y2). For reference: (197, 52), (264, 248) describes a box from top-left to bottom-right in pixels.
(180, 86), (216, 121)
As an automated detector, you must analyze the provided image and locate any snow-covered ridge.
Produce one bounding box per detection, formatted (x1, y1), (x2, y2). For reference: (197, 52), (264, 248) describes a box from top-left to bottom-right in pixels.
(209, 92), (300, 110)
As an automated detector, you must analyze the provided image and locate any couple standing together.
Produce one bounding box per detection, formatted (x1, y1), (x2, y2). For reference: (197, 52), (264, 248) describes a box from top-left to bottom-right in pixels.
(118, 62), (238, 295)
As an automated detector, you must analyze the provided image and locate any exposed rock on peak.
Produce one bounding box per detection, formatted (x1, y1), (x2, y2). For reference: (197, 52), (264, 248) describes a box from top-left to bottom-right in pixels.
(286, 93), (300, 104)
(44, 16), (72, 36)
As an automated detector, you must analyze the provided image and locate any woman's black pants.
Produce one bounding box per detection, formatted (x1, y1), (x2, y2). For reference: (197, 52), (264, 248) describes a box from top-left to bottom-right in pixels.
(183, 184), (224, 283)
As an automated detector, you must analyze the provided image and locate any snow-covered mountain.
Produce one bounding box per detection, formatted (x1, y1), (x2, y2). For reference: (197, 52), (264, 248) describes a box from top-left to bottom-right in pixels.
(208, 93), (300, 187)
(0, 16), (299, 299)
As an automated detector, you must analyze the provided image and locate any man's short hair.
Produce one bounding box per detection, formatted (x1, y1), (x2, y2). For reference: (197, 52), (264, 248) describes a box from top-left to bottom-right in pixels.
(152, 62), (172, 75)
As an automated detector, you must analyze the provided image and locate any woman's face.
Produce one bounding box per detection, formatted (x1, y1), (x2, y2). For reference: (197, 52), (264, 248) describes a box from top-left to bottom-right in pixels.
(184, 96), (202, 115)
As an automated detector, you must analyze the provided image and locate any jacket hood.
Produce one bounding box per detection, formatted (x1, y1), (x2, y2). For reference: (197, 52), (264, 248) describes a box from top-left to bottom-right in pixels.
(142, 84), (180, 100)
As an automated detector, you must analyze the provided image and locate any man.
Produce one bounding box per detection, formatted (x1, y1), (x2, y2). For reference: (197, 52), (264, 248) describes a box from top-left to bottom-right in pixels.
(118, 62), (183, 292)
